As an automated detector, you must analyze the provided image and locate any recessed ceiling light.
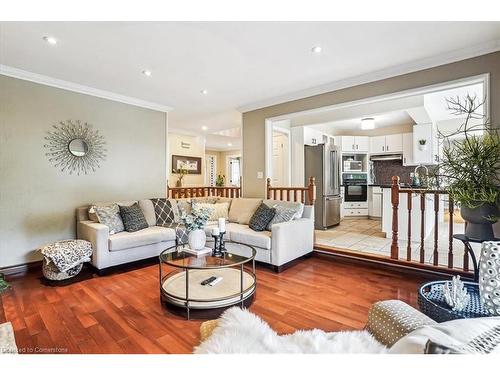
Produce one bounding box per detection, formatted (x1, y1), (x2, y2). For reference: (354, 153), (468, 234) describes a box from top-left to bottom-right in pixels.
(311, 46), (322, 53)
(361, 118), (376, 130)
(201, 126), (208, 131)
(43, 36), (57, 45)
(142, 70), (152, 77)
(200, 89), (208, 95)
(227, 143), (233, 147)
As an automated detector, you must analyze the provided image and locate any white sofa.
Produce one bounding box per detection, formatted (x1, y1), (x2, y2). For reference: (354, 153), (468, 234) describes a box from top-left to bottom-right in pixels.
(76, 197), (314, 272)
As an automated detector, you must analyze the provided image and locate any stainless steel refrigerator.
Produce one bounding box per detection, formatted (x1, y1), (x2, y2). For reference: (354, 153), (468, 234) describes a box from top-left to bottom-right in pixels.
(304, 143), (341, 229)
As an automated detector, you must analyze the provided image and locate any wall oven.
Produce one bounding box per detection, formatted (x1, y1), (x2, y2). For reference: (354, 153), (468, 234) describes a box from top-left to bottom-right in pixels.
(343, 174), (368, 202)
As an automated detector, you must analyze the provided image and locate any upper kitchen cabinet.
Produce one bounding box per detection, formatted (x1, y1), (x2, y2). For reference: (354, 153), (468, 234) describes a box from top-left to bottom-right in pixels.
(413, 123), (438, 165)
(369, 136), (386, 154)
(341, 136), (369, 152)
(385, 134), (403, 153)
(369, 134), (402, 154)
(402, 132), (416, 166)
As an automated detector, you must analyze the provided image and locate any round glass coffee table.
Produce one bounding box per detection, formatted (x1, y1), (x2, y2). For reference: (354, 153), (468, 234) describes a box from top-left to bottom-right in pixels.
(159, 241), (256, 320)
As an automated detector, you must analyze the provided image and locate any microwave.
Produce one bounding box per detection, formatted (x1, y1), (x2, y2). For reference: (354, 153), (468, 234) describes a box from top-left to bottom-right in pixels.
(343, 160), (363, 172)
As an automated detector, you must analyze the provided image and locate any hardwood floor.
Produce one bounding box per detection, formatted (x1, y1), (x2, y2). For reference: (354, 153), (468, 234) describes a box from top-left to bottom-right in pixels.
(0, 254), (426, 354)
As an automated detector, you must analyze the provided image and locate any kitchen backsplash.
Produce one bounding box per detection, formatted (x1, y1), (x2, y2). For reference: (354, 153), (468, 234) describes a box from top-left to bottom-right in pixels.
(372, 159), (415, 185)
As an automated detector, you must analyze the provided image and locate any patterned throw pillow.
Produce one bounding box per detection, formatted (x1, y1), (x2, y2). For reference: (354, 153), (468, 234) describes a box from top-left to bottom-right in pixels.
(266, 205), (296, 231)
(151, 198), (176, 226)
(94, 203), (125, 234)
(176, 199), (192, 216)
(249, 204), (276, 232)
(119, 203), (148, 232)
(193, 202), (230, 221)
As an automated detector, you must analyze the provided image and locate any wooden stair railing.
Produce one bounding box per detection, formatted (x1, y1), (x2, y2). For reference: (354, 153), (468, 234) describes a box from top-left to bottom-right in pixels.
(167, 184), (241, 199)
(390, 175), (469, 273)
(266, 177), (316, 205)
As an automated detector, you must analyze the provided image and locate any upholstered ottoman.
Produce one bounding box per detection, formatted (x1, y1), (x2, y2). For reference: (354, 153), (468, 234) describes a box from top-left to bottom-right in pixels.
(39, 240), (92, 281)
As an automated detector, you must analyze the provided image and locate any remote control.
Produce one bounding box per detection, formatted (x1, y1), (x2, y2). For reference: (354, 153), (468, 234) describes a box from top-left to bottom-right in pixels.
(208, 276), (223, 286)
(201, 276), (217, 286)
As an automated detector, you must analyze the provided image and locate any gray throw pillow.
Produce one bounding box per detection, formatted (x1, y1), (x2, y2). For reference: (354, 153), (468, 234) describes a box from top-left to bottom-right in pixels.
(151, 198), (175, 226)
(94, 203), (125, 234)
(266, 205), (296, 231)
(249, 203), (276, 232)
(119, 203), (148, 232)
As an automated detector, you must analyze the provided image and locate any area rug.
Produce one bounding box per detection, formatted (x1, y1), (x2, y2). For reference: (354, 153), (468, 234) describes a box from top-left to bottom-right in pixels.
(0, 322), (18, 354)
(194, 307), (387, 354)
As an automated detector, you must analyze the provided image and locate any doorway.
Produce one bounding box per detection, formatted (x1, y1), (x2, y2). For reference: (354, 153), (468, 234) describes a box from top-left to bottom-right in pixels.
(227, 156), (241, 186)
(272, 131), (290, 186)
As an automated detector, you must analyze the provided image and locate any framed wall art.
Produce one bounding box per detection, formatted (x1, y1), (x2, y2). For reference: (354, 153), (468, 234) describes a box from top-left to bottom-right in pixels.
(172, 155), (202, 175)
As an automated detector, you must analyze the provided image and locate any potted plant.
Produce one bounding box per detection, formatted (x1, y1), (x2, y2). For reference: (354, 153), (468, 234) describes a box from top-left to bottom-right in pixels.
(431, 94), (499, 241)
(0, 273), (10, 294)
(173, 164), (188, 187)
(180, 205), (213, 250)
(418, 139), (427, 151)
(215, 174), (225, 187)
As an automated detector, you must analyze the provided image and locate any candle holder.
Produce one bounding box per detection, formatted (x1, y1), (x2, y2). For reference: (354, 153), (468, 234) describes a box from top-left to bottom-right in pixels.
(211, 234), (223, 257)
(219, 231), (227, 254)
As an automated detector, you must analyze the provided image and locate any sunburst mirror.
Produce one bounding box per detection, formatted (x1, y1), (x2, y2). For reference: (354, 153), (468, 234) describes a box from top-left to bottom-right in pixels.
(44, 120), (107, 175)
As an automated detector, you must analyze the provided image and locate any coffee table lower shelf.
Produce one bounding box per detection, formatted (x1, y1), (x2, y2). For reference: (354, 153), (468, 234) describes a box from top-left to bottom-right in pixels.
(160, 268), (256, 320)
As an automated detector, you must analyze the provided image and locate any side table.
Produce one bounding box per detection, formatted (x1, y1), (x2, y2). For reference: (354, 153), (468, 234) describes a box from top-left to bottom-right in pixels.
(418, 280), (492, 322)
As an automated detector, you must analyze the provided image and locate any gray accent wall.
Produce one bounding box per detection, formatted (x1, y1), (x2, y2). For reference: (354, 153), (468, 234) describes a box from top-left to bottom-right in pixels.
(0, 75), (168, 268)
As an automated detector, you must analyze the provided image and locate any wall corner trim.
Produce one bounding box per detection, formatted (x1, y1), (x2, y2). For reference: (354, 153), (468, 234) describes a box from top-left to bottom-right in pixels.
(0, 65), (173, 113)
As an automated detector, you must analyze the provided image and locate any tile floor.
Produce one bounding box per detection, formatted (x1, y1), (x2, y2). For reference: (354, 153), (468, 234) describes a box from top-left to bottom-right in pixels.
(315, 216), (480, 270)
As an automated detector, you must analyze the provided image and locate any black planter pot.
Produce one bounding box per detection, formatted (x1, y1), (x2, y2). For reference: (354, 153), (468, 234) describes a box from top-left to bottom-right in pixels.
(460, 203), (499, 241)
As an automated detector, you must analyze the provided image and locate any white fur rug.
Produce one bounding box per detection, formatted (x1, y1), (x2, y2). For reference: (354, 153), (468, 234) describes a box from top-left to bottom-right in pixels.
(0, 322), (18, 354)
(194, 307), (387, 354)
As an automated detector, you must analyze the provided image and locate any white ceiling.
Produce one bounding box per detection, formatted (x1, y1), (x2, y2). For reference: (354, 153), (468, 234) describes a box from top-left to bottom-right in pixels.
(1, 22), (499, 149)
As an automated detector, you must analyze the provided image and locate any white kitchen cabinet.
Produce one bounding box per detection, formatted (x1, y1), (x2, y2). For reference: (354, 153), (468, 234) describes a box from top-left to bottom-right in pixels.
(341, 136), (369, 152)
(402, 132), (416, 166)
(385, 134), (403, 153)
(370, 134), (403, 154)
(355, 136), (369, 152)
(368, 186), (382, 218)
(370, 136), (386, 154)
(413, 123), (438, 165)
(372, 188), (382, 217)
(341, 136), (355, 152)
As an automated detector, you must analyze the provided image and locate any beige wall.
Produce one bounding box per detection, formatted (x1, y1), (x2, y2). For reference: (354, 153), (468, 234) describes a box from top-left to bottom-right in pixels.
(242, 52), (500, 198)
(168, 133), (205, 186)
(0, 75), (167, 268)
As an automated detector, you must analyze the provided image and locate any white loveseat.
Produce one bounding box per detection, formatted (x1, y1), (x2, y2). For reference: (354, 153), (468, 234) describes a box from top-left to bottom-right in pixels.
(76, 197), (314, 272)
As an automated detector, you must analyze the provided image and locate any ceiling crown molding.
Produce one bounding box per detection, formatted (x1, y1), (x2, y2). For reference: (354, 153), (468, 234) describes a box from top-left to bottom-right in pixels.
(238, 39), (500, 113)
(0, 65), (173, 112)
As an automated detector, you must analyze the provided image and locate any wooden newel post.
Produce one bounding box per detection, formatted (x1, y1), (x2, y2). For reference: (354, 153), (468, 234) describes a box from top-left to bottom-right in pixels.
(307, 176), (316, 205)
(391, 176), (400, 259)
(266, 178), (272, 199)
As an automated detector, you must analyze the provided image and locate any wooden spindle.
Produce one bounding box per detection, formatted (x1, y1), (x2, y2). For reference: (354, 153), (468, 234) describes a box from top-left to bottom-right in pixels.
(433, 193), (439, 266)
(293, 190), (297, 202)
(448, 196), (454, 268)
(390, 176), (400, 259)
(407, 192), (412, 261)
(266, 178), (272, 200)
(419, 193), (426, 263)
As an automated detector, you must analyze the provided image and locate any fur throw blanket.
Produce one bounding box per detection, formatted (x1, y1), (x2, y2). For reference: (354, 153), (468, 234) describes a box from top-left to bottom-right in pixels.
(194, 307), (387, 354)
